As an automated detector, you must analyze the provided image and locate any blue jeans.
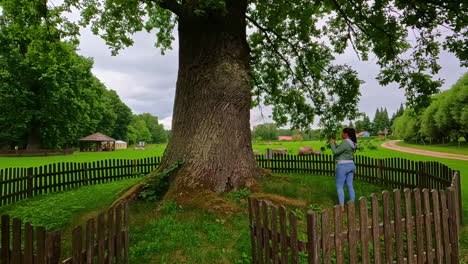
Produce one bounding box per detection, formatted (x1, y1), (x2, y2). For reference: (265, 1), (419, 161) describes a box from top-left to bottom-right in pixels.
(335, 163), (356, 205)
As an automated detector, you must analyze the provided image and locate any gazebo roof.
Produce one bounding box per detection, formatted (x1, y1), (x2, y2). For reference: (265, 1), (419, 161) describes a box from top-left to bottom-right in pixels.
(79, 133), (116, 142)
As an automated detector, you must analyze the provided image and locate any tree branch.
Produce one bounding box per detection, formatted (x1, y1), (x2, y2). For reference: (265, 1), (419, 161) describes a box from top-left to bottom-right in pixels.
(155, 0), (182, 15)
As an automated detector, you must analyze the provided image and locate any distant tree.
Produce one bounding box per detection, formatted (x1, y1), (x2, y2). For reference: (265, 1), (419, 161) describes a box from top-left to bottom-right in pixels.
(0, 1), (133, 149)
(138, 113), (168, 143)
(392, 111), (419, 141)
(107, 90), (132, 140)
(390, 104), (405, 127)
(252, 123), (278, 141)
(355, 114), (372, 133)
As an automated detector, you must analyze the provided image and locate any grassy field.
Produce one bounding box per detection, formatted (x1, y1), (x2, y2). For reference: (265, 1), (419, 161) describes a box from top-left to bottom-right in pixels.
(396, 141), (468, 156)
(0, 144), (166, 169)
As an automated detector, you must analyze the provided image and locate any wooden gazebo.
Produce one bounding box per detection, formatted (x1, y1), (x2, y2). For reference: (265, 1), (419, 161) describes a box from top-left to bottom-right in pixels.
(79, 133), (116, 152)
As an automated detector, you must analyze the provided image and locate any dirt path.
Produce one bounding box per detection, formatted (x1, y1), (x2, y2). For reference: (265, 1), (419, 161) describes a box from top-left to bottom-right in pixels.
(381, 140), (468, 161)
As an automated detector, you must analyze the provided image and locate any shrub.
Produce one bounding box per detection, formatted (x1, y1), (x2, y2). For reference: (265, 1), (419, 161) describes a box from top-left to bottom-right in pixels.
(139, 160), (183, 201)
(227, 189), (251, 201)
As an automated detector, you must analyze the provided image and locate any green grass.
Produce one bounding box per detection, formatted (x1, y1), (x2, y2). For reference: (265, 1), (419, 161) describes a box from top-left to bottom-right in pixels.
(0, 177), (141, 257)
(0, 144), (166, 169)
(0, 177), (140, 231)
(128, 173), (381, 264)
(396, 141), (468, 156)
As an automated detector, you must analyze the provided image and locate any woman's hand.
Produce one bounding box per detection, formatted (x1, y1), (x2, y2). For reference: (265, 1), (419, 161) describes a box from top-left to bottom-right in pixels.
(329, 138), (336, 144)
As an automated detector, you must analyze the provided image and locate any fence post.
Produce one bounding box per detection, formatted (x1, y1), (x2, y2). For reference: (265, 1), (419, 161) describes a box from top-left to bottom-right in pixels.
(83, 164), (88, 185)
(376, 159), (383, 185)
(418, 161), (427, 188)
(46, 231), (61, 264)
(454, 171), (462, 224)
(132, 160), (137, 177)
(447, 188), (460, 263)
(27, 168), (33, 198)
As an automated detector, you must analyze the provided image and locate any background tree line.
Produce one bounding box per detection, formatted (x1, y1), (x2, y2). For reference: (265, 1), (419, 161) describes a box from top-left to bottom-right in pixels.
(253, 105), (405, 141)
(0, 1), (167, 150)
(252, 124), (319, 141)
(393, 73), (467, 143)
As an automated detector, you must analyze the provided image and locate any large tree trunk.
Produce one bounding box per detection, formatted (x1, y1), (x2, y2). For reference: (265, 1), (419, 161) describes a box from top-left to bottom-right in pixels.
(161, 1), (262, 203)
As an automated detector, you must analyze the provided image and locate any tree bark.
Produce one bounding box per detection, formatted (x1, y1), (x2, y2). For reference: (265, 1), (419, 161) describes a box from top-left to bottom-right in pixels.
(160, 1), (262, 202)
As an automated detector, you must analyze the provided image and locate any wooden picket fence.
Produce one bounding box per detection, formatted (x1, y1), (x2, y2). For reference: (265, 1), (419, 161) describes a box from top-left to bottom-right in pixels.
(0, 157), (161, 206)
(248, 172), (461, 264)
(0, 203), (129, 264)
(255, 154), (461, 216)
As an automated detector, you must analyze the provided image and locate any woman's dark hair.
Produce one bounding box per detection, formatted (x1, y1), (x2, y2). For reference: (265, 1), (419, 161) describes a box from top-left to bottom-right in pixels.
(343, 127), (357, 145)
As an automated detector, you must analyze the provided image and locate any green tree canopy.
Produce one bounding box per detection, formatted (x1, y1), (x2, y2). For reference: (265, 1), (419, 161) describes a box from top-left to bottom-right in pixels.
(252, 123), (278, 141)
(0, 0), (133, 149)
(393, 73), (468, 142)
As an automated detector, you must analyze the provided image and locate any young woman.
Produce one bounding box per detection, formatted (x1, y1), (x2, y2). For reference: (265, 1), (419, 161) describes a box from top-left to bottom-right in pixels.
(329, 128), (358, 209)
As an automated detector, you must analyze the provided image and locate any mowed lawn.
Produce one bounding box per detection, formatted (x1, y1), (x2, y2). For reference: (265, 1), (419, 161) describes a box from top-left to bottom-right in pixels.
(396, 141), (468, 156)
(0, 144), (166, 169)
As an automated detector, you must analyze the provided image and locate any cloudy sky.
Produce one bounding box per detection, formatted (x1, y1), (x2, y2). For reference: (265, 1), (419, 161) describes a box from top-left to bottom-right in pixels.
(74, 20), (466, 130)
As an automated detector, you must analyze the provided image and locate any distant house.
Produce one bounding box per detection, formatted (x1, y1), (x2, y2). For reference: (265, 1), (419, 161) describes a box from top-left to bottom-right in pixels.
(115, 140), (127, 149)
(278, 136), (293, 140)
(357, 131), (370, 137)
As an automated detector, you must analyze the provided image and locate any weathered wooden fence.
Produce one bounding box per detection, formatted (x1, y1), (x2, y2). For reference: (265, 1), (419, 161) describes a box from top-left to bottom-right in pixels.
(248, 172), (461, 264)
(255, 154), (461, 215)
(0, 157), (161, 206)
(0, 203), (129, 264)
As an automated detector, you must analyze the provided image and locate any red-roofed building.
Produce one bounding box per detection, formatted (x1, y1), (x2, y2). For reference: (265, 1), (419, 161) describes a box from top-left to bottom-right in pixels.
(278, 136), (293, 140)
(357, 131), (370, 137)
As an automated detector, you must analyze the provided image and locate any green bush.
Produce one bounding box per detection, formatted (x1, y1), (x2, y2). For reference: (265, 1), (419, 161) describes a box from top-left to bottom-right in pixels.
(139, 160), (182, 201)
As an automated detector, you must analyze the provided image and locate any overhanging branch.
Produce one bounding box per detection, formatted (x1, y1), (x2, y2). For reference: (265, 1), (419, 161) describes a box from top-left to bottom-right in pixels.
(155, 0), (182, 15)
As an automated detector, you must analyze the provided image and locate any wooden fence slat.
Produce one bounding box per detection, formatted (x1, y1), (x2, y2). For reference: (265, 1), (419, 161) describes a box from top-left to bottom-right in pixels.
(279, 206), (288, 264)
(347, 201), (357, 264)
(414, 189), (424, 264)
(334, 205), (344, 264)
(72, 226), (83, 264)
(404, 189), (415, 264)
(11, 218), (21, 264)
(439, 191), (451, 264)
(371, 194), (381, 264)
(271, 206), (279, 264)
(36, 227), (46, 264)
(447, 188), (460, 264)
(116, 204), (123, 264)
(24, 222), (34, 263)
(289, 212), (298, 264)
(431, 190), (443, 263)
(97, 213), (106, 264)
(124, 202), (130, 264)
(248, 198), (257, 264)
(359, 198), (370, 264)
(108, 207), (115, 263)
(307, 211), (319, 264)
(382, 191), (393, 264)
(254, 199), (264, 264)
(46, 231), (61, 264)
(393, 189), (404, 264)
(261, 201), (270, 262)
(321, 209), (331, 263)
(1, 215), (10, 263)
(422, 189), (433, 263)
(86, 218), (95, 264)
